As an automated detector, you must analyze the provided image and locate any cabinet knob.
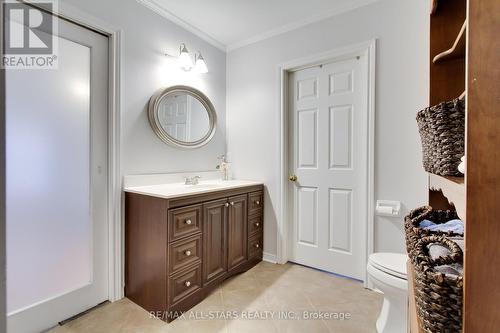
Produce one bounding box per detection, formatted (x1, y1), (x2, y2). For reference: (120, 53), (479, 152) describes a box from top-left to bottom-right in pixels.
(255, 223), (260, 227)
(185, 219), (192, 225)
(225, 202), (229, 207)
(185, 250), (192, 256)
(256, 200), (260, 205)
(185, 281), (191, 287)
(230, 202), (235, 206)
(255, 244), (260, 248)
(289, 175), (298, 182)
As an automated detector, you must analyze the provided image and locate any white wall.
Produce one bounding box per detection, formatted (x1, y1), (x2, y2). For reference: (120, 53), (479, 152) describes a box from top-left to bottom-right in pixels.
(61, 0), (227, 176)
(0, 2), (6, 326)
(227, 0), (429, 256)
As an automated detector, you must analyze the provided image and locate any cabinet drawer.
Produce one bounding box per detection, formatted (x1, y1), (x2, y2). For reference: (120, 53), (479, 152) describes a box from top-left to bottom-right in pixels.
(248, 215), (263, 236)
(169, 235), (202, 274)
(248, 191), (263, 216)
(168, 204), (202, 242)
(168, 264), (202, 306)
(248, 234), (263, 259)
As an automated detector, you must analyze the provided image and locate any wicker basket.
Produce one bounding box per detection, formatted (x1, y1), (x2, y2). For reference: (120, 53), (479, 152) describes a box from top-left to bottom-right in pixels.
(411, 235), (463, 333)
(404, 206), (463, 254)
(417, 98), (465, 176)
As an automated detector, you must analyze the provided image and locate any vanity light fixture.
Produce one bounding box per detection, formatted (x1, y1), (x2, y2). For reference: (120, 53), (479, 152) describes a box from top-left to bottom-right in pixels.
(178, 43), (193, 71)
(194, 52), (208, 74)
(166, 43), (209, 73)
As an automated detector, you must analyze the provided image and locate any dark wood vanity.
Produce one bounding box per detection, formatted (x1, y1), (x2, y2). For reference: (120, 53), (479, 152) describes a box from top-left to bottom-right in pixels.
(125, 184), (264, 322)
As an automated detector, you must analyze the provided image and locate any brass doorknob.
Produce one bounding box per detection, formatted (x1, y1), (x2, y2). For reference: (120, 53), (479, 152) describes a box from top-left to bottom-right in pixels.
(289, 175), (298, 182)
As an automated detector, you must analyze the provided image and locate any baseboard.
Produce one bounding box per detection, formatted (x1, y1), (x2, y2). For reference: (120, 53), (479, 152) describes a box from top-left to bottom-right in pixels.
(263, 252), (278, 264)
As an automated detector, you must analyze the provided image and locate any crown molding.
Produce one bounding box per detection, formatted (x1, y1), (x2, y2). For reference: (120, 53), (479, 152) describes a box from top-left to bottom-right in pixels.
(226, 0), (380, 51)
(137, 0), (380, 53)
(136, 0), (226, 52)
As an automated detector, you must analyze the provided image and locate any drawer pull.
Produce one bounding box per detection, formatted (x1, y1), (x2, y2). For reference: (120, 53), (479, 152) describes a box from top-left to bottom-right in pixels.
(255, 244), (260, 248)
(185, 219), (192, 225)
(256, 200), (260, 205)
(255, 223), (260, 227)
(225, 202), (229, 208)
(184, 250), (192, 256)
(230, 202), (235, 206)
(184, 281), (191, 287)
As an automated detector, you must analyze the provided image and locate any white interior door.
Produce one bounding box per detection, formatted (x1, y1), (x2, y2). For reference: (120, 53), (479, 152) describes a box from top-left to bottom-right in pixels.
(6, 14), (109, 333)
(289, 54), (369, 280)
(160, 94), (191, 141)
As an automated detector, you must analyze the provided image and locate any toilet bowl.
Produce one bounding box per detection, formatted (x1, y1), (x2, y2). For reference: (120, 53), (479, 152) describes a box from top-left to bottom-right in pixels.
(367, 253), (408, 333)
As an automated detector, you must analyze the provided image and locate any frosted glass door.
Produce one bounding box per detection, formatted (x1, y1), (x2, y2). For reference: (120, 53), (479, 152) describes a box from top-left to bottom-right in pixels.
(7, 34), (91, 314)
(6, 12), (109, 333)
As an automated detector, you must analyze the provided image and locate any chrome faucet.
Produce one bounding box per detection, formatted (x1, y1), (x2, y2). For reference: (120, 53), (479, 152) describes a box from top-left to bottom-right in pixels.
(184, 176), (201, 185)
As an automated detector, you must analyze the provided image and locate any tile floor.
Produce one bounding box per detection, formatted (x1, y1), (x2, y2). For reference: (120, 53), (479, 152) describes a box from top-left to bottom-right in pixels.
(48, 262), (382, 333)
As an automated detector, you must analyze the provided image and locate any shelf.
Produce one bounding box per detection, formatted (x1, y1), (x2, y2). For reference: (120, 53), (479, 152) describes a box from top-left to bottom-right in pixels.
(430, 0), (438, 15)
(429, 174), (465, 221)
(433, 20), (466, 63)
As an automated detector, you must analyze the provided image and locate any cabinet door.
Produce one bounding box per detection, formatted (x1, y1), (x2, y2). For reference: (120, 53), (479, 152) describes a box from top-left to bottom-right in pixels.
(203, 199), (228, 285)
(227, 194), (248, 270)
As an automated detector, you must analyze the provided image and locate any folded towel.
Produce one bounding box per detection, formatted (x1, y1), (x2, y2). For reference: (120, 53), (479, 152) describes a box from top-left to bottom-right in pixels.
(435, 263), (463, 277)
(428, 242), (452, 259)
(427, 238), (464, 278)
(419, 219), (435, 228)
(419, 219), (464, 234)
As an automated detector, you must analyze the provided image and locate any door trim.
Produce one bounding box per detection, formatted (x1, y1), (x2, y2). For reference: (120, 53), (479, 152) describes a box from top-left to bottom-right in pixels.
(42, 2), (124, 302)
(276, 40), (376, 286)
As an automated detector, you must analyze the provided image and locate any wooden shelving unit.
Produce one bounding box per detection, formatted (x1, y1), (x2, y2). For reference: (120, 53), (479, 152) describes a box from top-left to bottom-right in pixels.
(433, 21), (466, 63)
(429, 174), (465, 221)
(411, 0), (500, 332)
(411, 1), (468, 332)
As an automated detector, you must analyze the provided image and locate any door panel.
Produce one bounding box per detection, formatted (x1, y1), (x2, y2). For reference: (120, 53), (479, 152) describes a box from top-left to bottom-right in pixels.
(328, 189), (352, 253)
(329, 105), (352, 169)
(297, 109), (318, 168)
(6, 12), (109, 333)
(289, 54), (368, 280)
(203, 199), (228, 285)
(297, 186), (318, 246)
(227, 195), (248, 270)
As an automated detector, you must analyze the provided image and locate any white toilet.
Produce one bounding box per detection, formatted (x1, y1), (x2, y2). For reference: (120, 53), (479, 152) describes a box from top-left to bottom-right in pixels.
(367, 253), (408, 333)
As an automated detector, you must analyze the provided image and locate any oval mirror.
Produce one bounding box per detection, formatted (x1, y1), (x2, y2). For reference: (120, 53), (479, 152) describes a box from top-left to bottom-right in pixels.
(148, 85), (217, 149)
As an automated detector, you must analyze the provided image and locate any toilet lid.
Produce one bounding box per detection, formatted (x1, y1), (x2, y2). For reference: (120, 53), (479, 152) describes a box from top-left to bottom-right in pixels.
(368, 253), (408, 280)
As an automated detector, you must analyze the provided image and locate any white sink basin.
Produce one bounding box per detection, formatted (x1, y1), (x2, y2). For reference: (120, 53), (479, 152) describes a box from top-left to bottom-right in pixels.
(124, 179), (263, 199)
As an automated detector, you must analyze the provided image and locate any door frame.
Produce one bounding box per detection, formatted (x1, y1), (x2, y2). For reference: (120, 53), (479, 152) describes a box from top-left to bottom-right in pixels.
(276, 40), (376, 285)
(26, 1), (124, 302)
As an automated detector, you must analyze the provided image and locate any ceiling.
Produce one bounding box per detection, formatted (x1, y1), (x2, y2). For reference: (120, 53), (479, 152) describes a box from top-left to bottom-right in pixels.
(137, 0), (379, 51)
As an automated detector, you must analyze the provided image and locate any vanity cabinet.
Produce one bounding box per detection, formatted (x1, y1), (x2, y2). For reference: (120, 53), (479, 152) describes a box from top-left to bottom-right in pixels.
(227, 194), (248, 271)
(125, 184), (264, 322)
(203, 198), (228, 285)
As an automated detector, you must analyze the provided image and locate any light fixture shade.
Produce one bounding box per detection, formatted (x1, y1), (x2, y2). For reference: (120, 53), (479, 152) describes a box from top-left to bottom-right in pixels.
(178, 43), (193, 70)
(195, 52), (208, 74)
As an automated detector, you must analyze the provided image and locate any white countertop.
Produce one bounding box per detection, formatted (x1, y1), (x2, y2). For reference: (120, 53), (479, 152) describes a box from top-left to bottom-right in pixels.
(124, 179), (264, 199)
